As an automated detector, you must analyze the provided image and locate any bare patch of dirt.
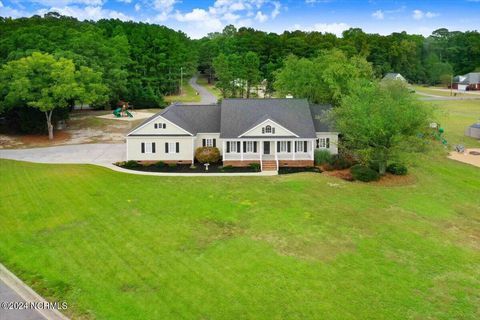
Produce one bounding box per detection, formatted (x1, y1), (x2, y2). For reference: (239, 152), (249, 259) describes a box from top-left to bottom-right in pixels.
(322, 168), (353, 181)
(370, 173), (417, 187)
(19, 131), (71, 145)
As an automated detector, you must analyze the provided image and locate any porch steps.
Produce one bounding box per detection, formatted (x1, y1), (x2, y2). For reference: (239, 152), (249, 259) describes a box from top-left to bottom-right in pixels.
(262, 160), (277, 171)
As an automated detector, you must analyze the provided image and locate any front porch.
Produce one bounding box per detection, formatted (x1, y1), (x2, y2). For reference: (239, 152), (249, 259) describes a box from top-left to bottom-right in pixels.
(222, 139), (315, 171)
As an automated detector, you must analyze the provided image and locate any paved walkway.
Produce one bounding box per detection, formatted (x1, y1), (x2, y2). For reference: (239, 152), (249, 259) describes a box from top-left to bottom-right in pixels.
(0, 264), (68, 320)
(186, 75), (217, 104)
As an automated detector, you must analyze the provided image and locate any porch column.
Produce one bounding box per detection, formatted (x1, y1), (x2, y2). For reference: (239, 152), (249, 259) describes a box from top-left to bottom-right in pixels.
(192, 137), (195, 164)
(292, 140), (295, 160)
(241, 140), (244, 161)
(311, 140), (314, 160)
(222, 140), (225, 160)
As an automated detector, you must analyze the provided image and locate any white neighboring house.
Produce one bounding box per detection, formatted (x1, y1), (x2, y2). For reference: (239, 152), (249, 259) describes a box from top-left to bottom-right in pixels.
(126, 98), (339, 171)
(382, 73), (407, 82)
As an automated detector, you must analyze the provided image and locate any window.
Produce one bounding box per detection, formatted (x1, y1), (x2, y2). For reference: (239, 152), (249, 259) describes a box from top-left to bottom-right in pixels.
(141, 142), (156, 154)
(245, 141), (255, 153)
(154, 123), (166, 129)
(262, 125), (275, 134)
(203, 138), (215, 147)
(318, 138), (326, 148)
(165, 142), (178, 154)
(296, 141), (304, 152)
(278, 141), (288, 153)
(229, 141), (237, 153)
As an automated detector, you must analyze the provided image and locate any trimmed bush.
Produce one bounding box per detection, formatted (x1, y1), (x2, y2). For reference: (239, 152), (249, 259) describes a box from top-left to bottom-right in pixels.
(123, 160), (141, 168)
(350, 164), (380, 182)
(195, 147), (221, 164)
(387, 163), (408, 175)
(328, 154), (355, 170)
(155, 161), (165, 168)
(168, 163), (177, 168)
(221, 165), (234, 171)
(249, 163), (261, 172)
(314, 149), (332, 165)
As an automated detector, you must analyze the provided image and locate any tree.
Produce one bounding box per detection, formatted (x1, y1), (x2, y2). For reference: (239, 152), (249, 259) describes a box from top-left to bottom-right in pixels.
(0, 52), (106, 139)
(243, 52), (261, 98)
(331, 80), (433, 175)
(274, 49), (373, 105)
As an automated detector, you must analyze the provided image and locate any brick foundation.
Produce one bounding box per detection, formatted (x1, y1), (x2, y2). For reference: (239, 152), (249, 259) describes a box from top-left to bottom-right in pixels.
(223, 160), (260, 167)
(223, 160), (314, 168)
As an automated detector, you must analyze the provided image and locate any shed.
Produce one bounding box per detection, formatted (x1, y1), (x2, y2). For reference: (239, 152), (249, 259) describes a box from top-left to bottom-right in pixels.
(465, 122), (480, 139)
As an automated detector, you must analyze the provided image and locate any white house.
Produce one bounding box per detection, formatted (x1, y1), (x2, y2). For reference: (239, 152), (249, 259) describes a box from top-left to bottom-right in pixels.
(126, 98), (339, 171)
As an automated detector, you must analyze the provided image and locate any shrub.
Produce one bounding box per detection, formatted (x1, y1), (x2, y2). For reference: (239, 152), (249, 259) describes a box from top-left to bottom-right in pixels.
(221, 165), (234, 171)
(123, 160), (140, 168)
(350, 164), (380, 182)
(168, 163), (177, 168)
(387, 163), (408, 175)
(328, 154), (354, 170)
(249, 163), (261, 172)
(155, 161), (165, 168)
(314, 149), (332, 165)
(195, 147), (221, 164)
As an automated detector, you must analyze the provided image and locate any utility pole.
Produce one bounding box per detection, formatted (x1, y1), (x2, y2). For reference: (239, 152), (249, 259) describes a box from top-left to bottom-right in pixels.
(180, 67), (183, 95)
(450, 74), (453, 96)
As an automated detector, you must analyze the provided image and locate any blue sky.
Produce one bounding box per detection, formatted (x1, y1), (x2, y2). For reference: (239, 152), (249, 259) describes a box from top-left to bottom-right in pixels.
(1, 0), (479, 38)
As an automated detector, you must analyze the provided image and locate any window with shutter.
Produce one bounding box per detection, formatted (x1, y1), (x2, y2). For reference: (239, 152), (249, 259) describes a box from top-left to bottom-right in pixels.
(154, 124), (158, 129)
(152, 142), (156, 153)
(304, 141), (308, 152)
(227, 141), (230, 153)
(163, 123), (166, 129)
(176, 142), (179, 153)
(202, 139), (206, 147)
(165, 142), (169, 153)
(326, 138), (330, 148)
(141, 142), (145, 153)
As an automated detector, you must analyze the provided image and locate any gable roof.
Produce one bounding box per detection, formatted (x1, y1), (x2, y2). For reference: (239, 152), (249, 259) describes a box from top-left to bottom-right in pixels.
(309, 104), (334, 132)
(454, 72), (480, 84)
(220, 98), (317, 139)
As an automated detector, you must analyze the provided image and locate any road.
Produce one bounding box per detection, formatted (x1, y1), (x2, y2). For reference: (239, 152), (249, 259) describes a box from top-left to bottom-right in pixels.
(186, 75), (217, 104)
(416, 91), (480, 101)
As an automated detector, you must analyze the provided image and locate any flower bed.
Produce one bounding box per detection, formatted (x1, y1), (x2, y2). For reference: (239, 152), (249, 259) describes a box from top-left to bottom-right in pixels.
(115, 162), (258, 173)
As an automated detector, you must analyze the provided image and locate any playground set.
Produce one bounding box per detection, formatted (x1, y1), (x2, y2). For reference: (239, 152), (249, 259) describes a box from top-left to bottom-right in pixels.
(113, 101), (133, 118)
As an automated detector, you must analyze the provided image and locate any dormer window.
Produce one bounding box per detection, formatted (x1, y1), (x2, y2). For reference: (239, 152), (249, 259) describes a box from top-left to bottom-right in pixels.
(154, 123), (166, 129)
(262, 125), (275, 134)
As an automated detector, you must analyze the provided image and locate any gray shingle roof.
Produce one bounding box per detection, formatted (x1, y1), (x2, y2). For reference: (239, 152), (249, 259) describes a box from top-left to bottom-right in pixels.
(161, 104), (220, 133)
(309, 104), (334, 132)
(220, 98), (317, 138)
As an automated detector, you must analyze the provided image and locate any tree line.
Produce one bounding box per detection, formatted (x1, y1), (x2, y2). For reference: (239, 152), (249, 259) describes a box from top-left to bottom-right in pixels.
(198, 25), (480, 96)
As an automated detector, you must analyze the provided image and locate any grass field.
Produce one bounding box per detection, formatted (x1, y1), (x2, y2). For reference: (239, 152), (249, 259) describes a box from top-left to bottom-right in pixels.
(426, 99), (480, 147)
(0, 100), (479, 319)
(164, 79), (201, 104)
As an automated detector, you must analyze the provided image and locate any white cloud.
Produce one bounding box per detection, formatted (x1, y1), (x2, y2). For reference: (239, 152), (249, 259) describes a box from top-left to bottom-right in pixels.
(0, 1), (3, 8)
(117, 0), (132, 3)
(134, 3), (141, 12)
(30, 0), (105, 6)
(412, 9), (438, 20)
(36, 5), (133, 21)
(271, 1), (280, 18)
(255, 11), (268, 22)
(312, 22), (350, 36)
(372, 10), (384, 20)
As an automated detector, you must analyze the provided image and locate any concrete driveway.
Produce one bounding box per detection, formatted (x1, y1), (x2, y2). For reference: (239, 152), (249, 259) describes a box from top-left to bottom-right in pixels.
(0, 143), (125, 164)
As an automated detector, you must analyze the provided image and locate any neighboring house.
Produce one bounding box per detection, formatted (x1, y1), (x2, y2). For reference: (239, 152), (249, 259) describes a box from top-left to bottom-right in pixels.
(382, 73), (407, 82)
(452, 72), (480, 91)
(126, 98), (339, 171)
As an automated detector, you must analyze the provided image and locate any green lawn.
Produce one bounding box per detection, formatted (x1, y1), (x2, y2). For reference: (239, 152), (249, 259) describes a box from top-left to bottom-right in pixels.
(426, 99), (480, 147)
(164, 79), (201, 104)
(0, 101), (479, 319)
